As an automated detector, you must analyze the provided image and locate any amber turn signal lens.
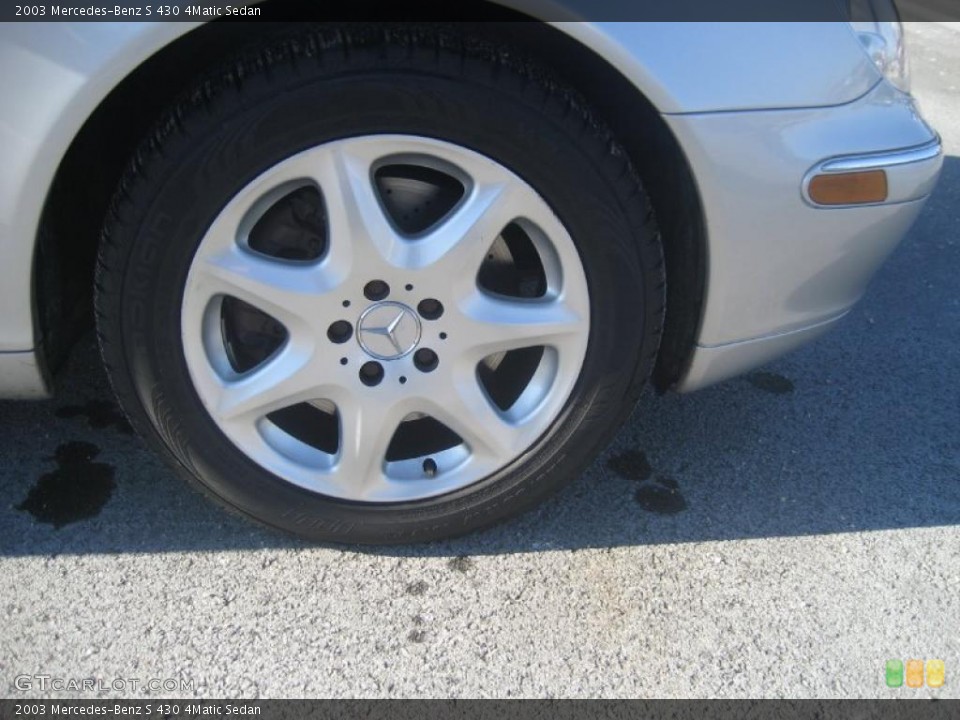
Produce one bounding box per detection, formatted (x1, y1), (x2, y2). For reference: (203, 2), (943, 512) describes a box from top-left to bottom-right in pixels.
(808, 169), (888, 205)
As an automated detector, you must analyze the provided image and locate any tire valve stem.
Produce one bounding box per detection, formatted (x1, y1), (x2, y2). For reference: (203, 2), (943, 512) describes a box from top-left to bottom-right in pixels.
(423, 458), (438, 477)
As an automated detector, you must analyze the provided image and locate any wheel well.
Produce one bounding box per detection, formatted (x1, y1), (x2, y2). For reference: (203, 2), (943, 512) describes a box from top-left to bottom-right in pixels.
(37, 8), (705, 391)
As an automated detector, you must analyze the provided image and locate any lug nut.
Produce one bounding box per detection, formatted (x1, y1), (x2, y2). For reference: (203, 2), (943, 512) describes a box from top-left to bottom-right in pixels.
(359, 361), (384, 387)
(417, 298), (444, 320)
(364, 280), (390, 301)
(327, 320), (353, 344)
(414, 348), (439, 373)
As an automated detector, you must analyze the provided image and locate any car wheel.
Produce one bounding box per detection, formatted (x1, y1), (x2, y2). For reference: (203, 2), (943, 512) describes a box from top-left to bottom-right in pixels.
(96, 26), (664, 543)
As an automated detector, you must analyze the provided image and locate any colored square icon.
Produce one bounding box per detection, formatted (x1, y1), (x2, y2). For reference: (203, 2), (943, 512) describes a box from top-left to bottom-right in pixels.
(926, 659), (945, 688)
(885, 659), (904, 688)
(906, 659), (925, 688)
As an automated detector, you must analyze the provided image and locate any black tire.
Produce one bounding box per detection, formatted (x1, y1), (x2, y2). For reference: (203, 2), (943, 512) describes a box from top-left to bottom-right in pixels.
(95, 25), (664, 544)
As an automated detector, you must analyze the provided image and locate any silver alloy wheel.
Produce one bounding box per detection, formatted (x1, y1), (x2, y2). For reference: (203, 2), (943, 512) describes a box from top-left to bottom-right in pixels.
(181, 135), (590, 503)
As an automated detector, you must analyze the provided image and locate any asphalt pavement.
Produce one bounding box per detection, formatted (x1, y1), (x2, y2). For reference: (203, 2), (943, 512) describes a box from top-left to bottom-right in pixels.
(1, 23), (958, 699)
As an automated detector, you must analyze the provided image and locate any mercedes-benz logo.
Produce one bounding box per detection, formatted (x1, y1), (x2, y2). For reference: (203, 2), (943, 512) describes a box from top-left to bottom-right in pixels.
(356, 302), (422, 360)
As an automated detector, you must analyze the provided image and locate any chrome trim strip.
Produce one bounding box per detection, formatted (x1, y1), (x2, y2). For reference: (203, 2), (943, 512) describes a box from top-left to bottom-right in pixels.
(817, 137), (943, 173)
(802, 136), (943, 208)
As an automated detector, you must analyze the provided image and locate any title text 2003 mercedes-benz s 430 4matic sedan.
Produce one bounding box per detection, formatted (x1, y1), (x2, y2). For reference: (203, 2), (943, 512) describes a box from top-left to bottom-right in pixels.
(0, 10), (942, 543)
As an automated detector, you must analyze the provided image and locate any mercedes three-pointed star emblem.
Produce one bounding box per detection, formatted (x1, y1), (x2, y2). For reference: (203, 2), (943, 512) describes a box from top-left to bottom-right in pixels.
(365, 309), (407, 354)
(356, 302), (422, 360)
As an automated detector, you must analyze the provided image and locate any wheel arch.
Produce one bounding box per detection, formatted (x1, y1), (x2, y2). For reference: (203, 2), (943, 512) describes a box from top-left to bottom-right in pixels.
(34, 7), (705, 392)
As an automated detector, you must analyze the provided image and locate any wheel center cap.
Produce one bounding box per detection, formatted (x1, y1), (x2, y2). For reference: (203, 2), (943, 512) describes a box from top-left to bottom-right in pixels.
(357, 301), (421, 360)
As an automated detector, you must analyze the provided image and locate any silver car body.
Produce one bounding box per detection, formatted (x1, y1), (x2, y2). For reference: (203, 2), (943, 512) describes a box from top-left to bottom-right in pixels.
(0, 20), (942, 398)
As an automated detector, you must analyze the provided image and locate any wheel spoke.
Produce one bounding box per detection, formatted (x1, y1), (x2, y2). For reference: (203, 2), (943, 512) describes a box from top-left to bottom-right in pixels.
(208, 344), (321, 425)
(405, 180), (528, 277)
(190, 247), (334, 332)
(335, 392), (407, 497)
(415, 372), (518, 461)
(314, 146), (405, 275)
(459, 292), (586, 359)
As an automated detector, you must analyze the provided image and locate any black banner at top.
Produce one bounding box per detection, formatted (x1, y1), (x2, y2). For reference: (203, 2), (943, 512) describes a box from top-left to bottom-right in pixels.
(2, 0), (960, 22)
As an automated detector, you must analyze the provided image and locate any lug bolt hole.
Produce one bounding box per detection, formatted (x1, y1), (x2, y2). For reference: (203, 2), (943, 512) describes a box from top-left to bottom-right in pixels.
(327, 320), (353, 344)
(342, 300), (351, 308)
(359, 361), (384, 387)
(399, 376), (407, 385)
(340, 357), (348, 366)
(405, 283), (414, 291)
(364, 280), (390, 301)
(414, 348), (439, 373)
(439, 332), (448, 340)
(423, 458), (438, 477)
(417, 298), (444, 320)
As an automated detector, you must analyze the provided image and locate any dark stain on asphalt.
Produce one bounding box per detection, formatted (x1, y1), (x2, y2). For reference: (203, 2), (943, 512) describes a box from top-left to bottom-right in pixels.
(406, 580), (428, 596)
(448, 556), (474, 573)
(746, 372), (795, 395)
(635, 476), (687, 515)
(407, 629), (428, 643)
(55, 400), (133, 434)
(17, 441), (116, 529)
(606, 449), (653, 482)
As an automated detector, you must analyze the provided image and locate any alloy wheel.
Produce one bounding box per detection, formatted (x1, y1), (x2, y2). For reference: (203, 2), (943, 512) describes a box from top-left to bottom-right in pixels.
(181, 135), (590, 503)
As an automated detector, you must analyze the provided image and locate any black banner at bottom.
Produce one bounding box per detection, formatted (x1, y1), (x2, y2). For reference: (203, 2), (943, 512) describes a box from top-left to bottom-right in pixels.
(1, 700), (959, 720)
